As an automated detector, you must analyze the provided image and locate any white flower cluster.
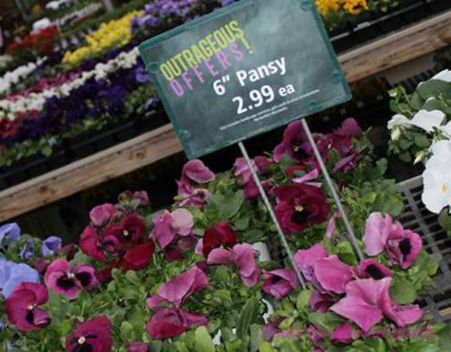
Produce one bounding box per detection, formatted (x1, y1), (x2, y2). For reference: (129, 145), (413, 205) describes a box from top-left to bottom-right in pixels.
(0, 58), (47, 96)
(388, 70), (451, 215)
(0, 47), (140, 121)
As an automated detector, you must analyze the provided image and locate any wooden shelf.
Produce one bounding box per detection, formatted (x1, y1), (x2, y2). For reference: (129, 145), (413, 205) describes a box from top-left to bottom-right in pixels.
(0, 10), (450, 222)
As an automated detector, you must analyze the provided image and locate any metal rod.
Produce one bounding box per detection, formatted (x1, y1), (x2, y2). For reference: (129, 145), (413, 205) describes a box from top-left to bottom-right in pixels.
(238, 142), (307, 289)
(300, 119), (364, 261)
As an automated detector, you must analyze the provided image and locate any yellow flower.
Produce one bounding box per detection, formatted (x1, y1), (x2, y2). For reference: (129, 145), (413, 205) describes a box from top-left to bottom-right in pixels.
(342, 0), (368, 15)
(62, 10), (143, 67)
(315, 0), (341, 17)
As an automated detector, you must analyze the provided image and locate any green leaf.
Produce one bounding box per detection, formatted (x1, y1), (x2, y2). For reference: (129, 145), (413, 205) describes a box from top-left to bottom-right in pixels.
(259, 342), (276, 352)
(438, 208), (451, 234)
(120, 321), (134, 341)
(414, 135), (431, 149)
(220, 191), (244, 219)
(437, 324), (451, 350)
(390, 277), (417, 304)
(296, 290), (311, 311)
(194, 326), (215, 352)
(237, 297), (259, 339)
(417, 80), (449, 100)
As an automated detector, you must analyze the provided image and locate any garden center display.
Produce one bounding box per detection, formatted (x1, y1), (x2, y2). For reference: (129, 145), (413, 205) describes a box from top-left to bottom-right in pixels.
(0, 0), (450, 351)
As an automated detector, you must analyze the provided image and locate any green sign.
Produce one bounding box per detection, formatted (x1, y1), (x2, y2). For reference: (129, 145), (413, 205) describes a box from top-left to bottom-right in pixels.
(139, 0), (350, 159)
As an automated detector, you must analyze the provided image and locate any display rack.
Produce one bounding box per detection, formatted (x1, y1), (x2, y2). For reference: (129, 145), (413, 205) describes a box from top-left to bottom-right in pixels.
(0, 9), (450, 222)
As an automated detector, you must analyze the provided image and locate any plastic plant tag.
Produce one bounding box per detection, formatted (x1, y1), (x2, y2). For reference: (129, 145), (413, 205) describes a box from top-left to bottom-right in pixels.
(139, 0), (351, 159)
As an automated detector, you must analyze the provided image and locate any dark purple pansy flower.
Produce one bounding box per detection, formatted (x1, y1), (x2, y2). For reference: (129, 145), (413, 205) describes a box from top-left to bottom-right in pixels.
(44, 259), (98, 300)
(5, 283), (51, 332)
(65, 316), (112, 352)
(357, 259), (392, 280)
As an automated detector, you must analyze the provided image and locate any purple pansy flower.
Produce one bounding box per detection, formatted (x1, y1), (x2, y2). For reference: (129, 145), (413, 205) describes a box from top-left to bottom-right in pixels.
(0, 223), (21, 246)
(41, 236), (62, 258)
(0, 259), (40, 299)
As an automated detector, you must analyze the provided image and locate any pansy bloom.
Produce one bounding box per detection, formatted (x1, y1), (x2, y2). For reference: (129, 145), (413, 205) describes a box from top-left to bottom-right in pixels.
(80, 226), (119, 262)
(262, 269), (299, 300)
(5, 283), (51, 332)
(104, 212), (146, 246)
(201, 222), (237, 257)
(363, 213), (422, 269)
(274, 184), (329, 236)
(331, 278), (422, 332)
(207, 243), (260, 287)
(89, 203), (117, 227)
(44, 259), (98, 300)
(65, 316), (112, 352)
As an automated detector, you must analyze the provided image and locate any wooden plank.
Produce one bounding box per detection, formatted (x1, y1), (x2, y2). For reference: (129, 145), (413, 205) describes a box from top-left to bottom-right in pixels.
(340, 10), (451, 82)
(440, 307), (451, 320)
(1, 10), (451, 221)
(0, 125), (182, 221)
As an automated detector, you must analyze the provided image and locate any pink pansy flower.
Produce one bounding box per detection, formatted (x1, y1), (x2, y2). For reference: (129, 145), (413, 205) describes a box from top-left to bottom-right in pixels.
(147, 266), (208, 309)
(207, 243), (260, 287)
(294, 244), (328, 281)
(292, 168), (322, 188)
(146, 307), (208, 340)
(309, 289), (337, 313)
(314, 256), (355, 294)
(152, 209), (193, 250)
(262, 269), (299, 300)
(325, 212), (341, 238)
(175, 181), (212, 208)
(357, 259), (392, 280)
(234, 156), (271, 200)
(363, 213), (423, 269)
(5, 283), (51, 332)
(295, 245), (354, 294)
(331, 322), (356, 345)
(127, 342), (149, 352)
(89, 203), (116, 227)
(182, 160), (215, 184)
(330, 278), (423, 332)
(44, 259), (99, 300)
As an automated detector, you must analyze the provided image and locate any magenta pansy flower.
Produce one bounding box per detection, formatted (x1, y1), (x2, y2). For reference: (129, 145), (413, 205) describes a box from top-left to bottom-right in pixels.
(274, 184), (329, 236)
(363, 213), (423, 269)
(65, 316), (112, 352)
(182, 160), (215, 184)
(152, 209), (193, 250)
(330, 278), (423, 332)
(147, 266), (208, 309)
(44, 259), (98, 300)
(357, 259), (392, 280)
(336, 118), (363, 138)
(122, 242), (155, 271)
(234, 156), (271, 200)
(89, 203), (116, 227)
(146, 307), (208, 340)
(262, 269), (299, 300)
(5, 283), (51, 332)
(201, 222), (237, 257)
(104, 212), (147, 245)
(127, 342), (149, 352)
(331, 322), (356, 345)
(273, 121), (311, 163)
(309, 289), (337, 313)
(80, 226), (119, 262)
(207, 243), (260, 287)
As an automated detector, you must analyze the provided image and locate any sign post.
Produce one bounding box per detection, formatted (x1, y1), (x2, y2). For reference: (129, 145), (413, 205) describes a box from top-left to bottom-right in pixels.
(140, 0), (362, 282)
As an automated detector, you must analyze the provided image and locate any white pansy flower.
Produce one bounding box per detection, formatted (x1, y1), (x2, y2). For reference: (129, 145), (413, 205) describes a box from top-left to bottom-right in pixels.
(387, 113), (412, 130)
(441, 122), (451, 139)
(432, 69), (451, 83)
(422, 140), (451, 214)
(410, 110), (445, 133)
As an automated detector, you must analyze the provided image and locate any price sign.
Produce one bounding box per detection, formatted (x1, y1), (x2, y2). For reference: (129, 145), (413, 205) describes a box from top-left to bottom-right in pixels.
(139, 0), (351, 159)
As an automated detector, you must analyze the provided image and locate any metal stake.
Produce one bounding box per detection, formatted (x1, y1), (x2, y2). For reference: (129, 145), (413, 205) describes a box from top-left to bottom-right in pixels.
(238, 142), (307, 289)
(301, 119), (363, 260)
